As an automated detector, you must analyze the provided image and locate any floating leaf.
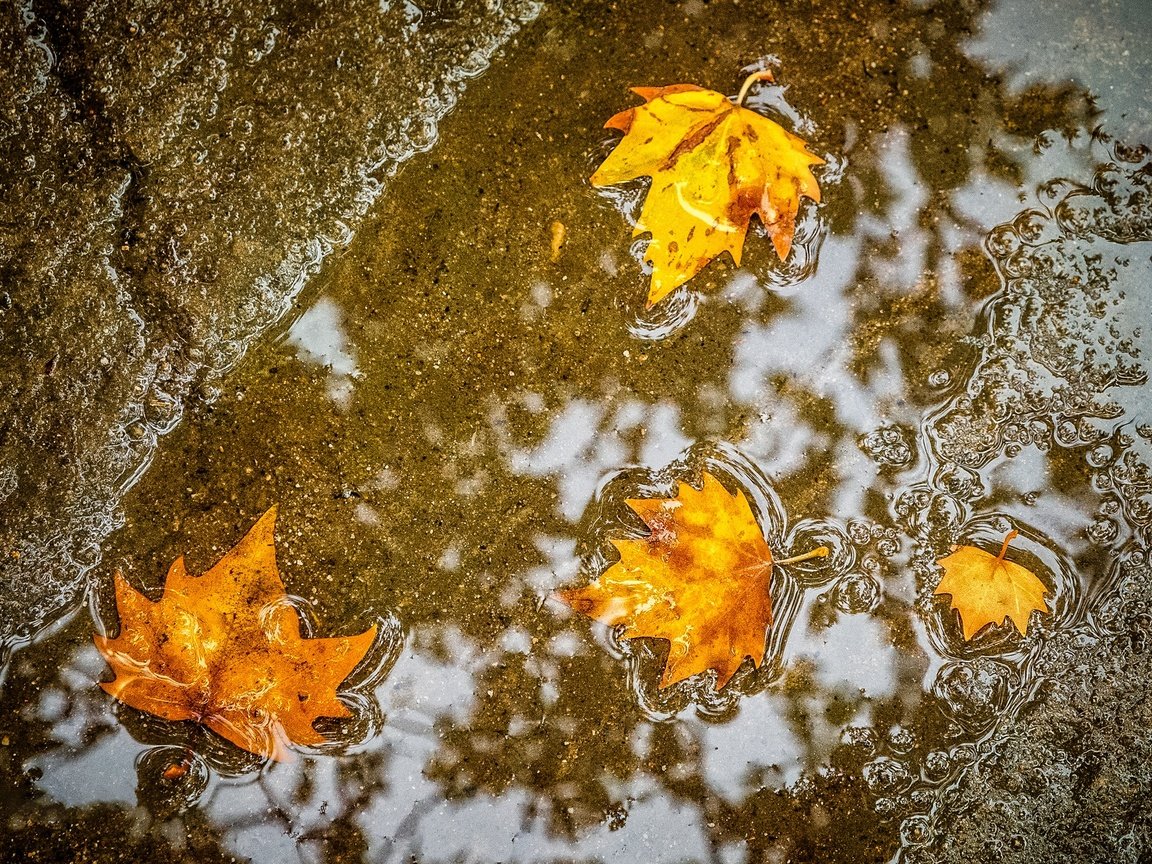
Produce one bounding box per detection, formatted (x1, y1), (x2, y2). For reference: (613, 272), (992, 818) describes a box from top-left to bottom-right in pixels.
(95, 507), (377, 762)
(591, 71), (824, 306)
(558, 472), (827, 689)
(934, 529), (1050, 640)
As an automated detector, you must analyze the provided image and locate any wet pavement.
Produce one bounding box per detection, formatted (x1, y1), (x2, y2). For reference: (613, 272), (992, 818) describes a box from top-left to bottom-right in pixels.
(0, 0), (539, 653)
(1, 0), (1151, 862)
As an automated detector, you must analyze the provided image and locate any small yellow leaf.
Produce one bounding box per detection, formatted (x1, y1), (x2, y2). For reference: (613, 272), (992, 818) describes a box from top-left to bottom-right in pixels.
(591, 73), (824, 307)
(934, 529), (1050, 640)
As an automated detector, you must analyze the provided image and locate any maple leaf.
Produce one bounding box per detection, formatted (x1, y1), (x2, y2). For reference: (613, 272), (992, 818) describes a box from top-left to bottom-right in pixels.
(591, 70), (824, 307)
(95, 507), (377, 762)
(934, 529), (1051, 641)
(558, 472), (827, 689)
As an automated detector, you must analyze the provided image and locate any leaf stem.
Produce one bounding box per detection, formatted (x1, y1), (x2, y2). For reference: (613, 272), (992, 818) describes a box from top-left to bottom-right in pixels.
(736, 70), (776, 107)
(776, 546), (831, 566)
(995, 529), (1019, 564)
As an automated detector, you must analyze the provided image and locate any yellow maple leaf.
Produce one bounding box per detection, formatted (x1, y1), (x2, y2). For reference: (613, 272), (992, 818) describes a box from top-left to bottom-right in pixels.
(591, 71), (824, 307)
(934, 529), (1051, 641)
(94, 507), (377, 762)
(558, 472), (827, 689)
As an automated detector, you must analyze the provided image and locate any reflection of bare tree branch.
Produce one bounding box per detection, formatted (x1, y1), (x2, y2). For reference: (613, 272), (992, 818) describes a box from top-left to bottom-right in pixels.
(374, 792), (442, 862)
(426, 649), (645, 838)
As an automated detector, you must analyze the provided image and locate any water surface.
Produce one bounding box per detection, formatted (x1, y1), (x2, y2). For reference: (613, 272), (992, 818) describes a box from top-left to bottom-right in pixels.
(3, 0), (1151, 862)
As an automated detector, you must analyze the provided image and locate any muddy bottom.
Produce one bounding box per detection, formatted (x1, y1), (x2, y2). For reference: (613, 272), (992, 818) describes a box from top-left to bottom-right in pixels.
(2, 1), (1151, 862)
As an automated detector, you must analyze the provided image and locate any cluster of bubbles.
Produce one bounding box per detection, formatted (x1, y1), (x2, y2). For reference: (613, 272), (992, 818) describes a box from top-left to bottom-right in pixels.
(810, 519), (905, 616)
(859, 425), (916, 470)
(840, 721), (980, 842)
(930, 157), (1150, 475)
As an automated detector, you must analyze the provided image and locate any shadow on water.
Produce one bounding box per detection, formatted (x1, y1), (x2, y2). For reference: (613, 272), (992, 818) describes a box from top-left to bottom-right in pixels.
(2, 0), (1151, 862)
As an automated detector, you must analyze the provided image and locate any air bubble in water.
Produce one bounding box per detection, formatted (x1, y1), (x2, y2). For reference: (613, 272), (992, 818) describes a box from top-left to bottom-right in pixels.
(986, 225), (1019, 258)
(1055, 419), (1080, 446)
(1013, 210), (1050, 244)
(932, 659), (1015, 732)
(832, 572), (881, 614)
(859, 426), (914, 468)
(927, 369), (952, 388)
(922, 750), (951, 782)
(863, 756), (912, 794)
(1087, 443), (1115, 468)
(876, 536), (901, 557)
(1088, 517), (1119, 545)
(1129, 495), (1152, 525)
(888, 726), (917, 753)
(840, 725), (880, 755)
(950, 742), (978, 765)
(910, 790), (936, 815)
(900, 814), (932, 846)
(1003, 249), (1034, 277)
(847, 520), (873, 545)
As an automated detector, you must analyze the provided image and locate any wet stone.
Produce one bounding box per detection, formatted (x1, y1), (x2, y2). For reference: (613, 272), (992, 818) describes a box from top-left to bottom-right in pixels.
(0, 0), (539, 655)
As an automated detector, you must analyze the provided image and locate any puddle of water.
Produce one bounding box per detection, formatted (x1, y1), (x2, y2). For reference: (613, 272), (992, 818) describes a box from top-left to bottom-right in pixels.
(2, 0), (1151, 862)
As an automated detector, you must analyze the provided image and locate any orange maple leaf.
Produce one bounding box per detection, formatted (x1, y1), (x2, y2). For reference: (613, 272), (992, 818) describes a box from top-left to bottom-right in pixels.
(95, 507), (377, 762)
(934, 529), (1051, 640)
(558, 472), (827, 689)
(591, 71), (824, 307)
